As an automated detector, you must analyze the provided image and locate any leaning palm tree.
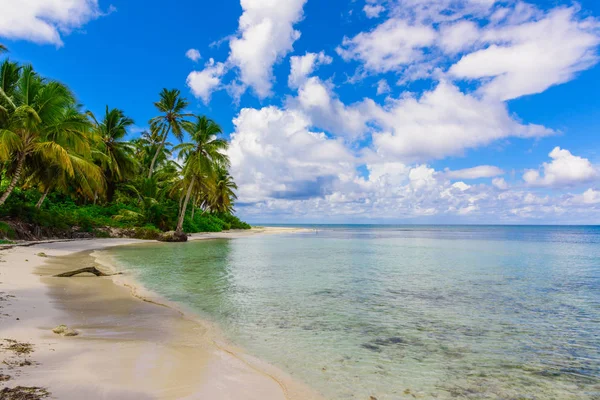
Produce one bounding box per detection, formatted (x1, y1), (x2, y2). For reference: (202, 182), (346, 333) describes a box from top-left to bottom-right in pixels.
(147, 89), (191, 178)
(173, 115), (230, 234)
(88, 106), (137, 202)
(0, 64), (96, 206)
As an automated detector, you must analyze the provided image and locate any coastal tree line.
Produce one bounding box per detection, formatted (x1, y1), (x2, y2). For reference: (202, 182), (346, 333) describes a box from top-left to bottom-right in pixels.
(0, 45), (248, 241)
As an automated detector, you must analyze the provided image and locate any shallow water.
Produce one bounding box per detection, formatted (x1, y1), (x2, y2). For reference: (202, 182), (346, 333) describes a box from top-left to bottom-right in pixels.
(105, 226), (600, 399)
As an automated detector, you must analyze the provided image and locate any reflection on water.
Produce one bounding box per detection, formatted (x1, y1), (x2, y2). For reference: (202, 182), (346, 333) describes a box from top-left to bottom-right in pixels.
(106, 226), (600, 399)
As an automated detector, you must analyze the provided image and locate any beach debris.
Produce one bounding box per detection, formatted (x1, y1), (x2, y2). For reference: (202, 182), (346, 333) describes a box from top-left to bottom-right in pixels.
(0, 386), (50, 399)
(0, 373), (10, 382)
(2, 340), (33, 356)
(54, 266), (116, 277)
(369, 396), (378, 400)
(35, 252), (47, 258)
(52, 325), (79, 337)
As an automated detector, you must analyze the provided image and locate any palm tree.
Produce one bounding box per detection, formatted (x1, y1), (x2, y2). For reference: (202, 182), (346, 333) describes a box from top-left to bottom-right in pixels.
(0, 64), (97, 206)
(209, 167), (238, 214)
(147, 89), (191, 178)
(173, 116), (230, 234)
(88, 106), (137, 202)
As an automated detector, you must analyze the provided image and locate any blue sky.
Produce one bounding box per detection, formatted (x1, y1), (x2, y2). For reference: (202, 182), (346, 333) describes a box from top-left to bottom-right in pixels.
(2, 0), (600, 224)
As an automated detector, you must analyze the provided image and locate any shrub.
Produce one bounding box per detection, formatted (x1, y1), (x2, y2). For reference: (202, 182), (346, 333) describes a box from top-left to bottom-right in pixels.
(133, 225), (161, 240)
(0, 222), (16, 239)
(215, 213), (252, 230)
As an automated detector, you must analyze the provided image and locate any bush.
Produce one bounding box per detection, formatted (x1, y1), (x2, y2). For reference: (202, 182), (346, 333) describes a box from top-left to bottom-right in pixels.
(0, 188), (251, 236)
(133, 225), (161, 240)
(215, 213), (252, 230)
(0, 222), (16, 239)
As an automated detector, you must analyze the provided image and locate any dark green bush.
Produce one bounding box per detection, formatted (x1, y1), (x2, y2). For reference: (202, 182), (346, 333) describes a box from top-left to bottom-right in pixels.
(0, 188), (250, 235)
(0, 222), (16, 239)
(133, 225), (161, 240)
(215, 213), (252, 229)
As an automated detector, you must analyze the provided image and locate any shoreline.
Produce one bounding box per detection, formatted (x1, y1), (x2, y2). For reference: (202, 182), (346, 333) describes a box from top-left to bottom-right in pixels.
(0, 227), (322, 399)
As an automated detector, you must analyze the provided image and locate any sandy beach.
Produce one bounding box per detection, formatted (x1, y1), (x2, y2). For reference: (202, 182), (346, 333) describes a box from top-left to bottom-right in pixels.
(0, 227), (321, 400)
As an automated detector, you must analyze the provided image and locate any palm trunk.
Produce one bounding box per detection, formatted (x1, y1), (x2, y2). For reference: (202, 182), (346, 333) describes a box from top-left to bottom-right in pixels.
(178, 192), (184, 215)
(36, 186), (51, 209)
(176, 176), (195, 234)
(147, 126), (170, 179)
(0, 152), (25, 206)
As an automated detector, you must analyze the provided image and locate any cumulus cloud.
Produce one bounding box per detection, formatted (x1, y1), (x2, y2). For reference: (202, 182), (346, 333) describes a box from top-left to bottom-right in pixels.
(575, 189), (600, 205)
(450, 6), (600, 100)
(445, 165), (504, 179)
(492, 177), (508, 190)
(523, 147), (598, 187)
(288, 51), (332, 89)
(336, 18), (437, 73)
(376, 79), (391, 95)
(288, 77), (370, 139)
(438, 20), (480, 54)
(228, 106), (355, 203)
(228, 0), (307, 98)
(186, 58), (226, 104)
(0, 0), (108, 46)
(185, 48), (201, 62)
(366, 81), (554, 161)
(364, 4), (385, 19)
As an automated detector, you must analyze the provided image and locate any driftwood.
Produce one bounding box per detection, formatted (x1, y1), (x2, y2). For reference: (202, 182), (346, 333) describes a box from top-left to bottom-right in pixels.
(54, 267), (120, 277)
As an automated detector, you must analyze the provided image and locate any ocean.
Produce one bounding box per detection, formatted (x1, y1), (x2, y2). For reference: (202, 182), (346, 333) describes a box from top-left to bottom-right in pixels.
(104, 225), (600, 399)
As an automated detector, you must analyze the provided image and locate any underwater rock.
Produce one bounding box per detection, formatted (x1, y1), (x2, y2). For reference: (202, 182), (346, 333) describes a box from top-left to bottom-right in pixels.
(361, 343), (381, 352)
(373, 337), (405, 346)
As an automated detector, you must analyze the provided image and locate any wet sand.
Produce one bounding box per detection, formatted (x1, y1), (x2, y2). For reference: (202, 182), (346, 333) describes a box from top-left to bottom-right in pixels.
(0, 228), (321, 399)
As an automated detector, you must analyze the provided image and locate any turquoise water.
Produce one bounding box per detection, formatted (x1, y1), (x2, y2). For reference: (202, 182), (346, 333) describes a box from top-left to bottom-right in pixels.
(105, 226), (600, 399)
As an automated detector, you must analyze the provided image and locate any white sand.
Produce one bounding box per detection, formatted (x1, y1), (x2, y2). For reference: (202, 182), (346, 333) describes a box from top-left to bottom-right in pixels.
(0, 228), (322, 400)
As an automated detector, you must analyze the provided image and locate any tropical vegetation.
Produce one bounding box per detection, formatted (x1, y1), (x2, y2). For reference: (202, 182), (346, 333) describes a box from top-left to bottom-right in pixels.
(0, 51), (249, 240)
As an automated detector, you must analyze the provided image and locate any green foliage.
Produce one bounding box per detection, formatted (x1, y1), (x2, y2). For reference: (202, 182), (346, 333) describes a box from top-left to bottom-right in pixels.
(215, 213), (252, 230)
(0, 221), (15, 239)
(0, 61), (248, 235)
(132, 225), (161, 240)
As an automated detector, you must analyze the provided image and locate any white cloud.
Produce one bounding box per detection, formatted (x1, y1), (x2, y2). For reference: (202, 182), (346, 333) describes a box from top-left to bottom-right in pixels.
(376, 79), (391, 95)
(336, 18), (437, 73)
(492, 177), (508, 190)
(186, 58), (226, 104)
(185, 48), (201, 62)
(450, 7), (600, 100)
(438, 20), (480, 54)
(523, 147), (598, 187)
(0, 0), (107, 46)
(366, 81), (554, 161)
(228, 0), (307, 98)
(575, 189), (600, 205)
(389, 0), (497, 24)
(289, 77), (370, 139)
(445, 165), (504, 179)
(364, 4), (385, 19)
(288, 51), (332, 89)
(228, 106), (355, 203)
